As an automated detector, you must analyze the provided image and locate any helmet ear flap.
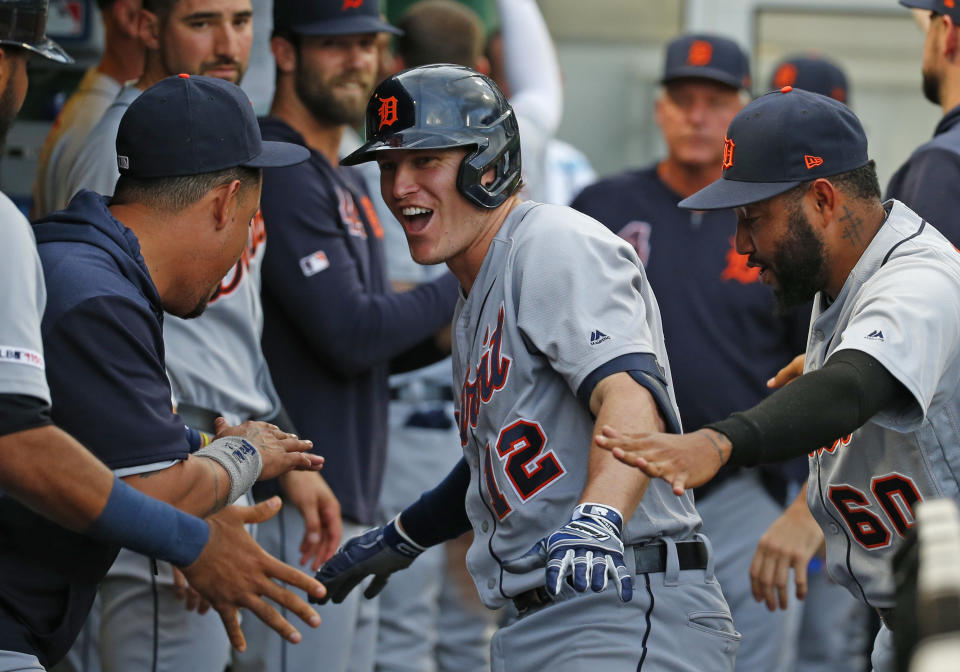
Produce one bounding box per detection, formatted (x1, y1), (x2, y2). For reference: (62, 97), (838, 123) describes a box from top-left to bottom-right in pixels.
(457, 130), (522, 209)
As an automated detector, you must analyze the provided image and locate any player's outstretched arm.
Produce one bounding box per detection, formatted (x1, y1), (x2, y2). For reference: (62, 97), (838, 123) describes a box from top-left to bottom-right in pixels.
(179, 497), (326, 652)
(595, 427), (729, 496)
(749, 483), (824, 611)
(313, 459), (471, 604)
(125, 417), (323, 518)
(505, 372), (672, 602)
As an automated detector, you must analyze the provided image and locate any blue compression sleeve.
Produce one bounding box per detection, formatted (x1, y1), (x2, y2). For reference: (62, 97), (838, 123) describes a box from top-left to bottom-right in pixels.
(399, 458), (471, 547)
(86, 476), (210, 567)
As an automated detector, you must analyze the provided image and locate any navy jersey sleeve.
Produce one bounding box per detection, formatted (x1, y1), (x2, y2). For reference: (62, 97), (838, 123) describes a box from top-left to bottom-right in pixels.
(570, 180), (623, 234)
(260, 164), (458, 378)
(43, 295), (187, 469)
(886, 147), (960, 245)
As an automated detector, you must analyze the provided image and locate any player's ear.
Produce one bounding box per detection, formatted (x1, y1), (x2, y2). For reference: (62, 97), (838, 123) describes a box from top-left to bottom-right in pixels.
(138, 8), (161, 51)
(271, 36), (297, 75)
(112, 0), (142, 40)
(210, 179), (244, 233)
(944, 14), (959, 57)
(809, 178), (838, 227)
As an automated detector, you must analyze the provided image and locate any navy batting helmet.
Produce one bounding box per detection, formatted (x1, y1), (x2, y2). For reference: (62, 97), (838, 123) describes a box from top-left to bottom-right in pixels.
(341, 64), (521, 209)
(0, 0), (72, 63)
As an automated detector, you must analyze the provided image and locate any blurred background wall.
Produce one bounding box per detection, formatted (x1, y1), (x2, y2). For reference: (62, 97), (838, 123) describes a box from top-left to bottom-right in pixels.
(1, 0), (940, 206)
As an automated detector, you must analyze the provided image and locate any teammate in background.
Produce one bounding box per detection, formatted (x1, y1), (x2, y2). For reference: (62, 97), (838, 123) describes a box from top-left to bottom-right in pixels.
(886, 0), (960, 243)
(485, 0), (563, 204)
(58, 0), (254, 208)
(759, 52), (875, 672)
(370, 3), (497, 671)
(597, 87), (960, 672)
(572, 33), (806, 672)
(767, 53), (849, 102)
(0, 21), (320, 661)
(235, 3), (458, 672)
(485, 26), (596, 206)
(31, 0), (144, 219)
(317, 64), (738, 672)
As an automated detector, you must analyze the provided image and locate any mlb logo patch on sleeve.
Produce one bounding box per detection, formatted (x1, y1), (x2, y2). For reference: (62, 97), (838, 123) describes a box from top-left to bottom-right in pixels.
(0, 346), (44, 370)
(299, 250), (330, 277)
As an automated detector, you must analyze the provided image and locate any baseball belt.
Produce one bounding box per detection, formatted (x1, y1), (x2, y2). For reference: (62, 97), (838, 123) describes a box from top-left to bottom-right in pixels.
(511, 540), (709, 615)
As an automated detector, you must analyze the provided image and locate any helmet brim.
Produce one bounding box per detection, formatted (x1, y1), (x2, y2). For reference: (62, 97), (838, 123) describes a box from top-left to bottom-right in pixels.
(13, 36), (73, 64)
(341, 131), (479, 166)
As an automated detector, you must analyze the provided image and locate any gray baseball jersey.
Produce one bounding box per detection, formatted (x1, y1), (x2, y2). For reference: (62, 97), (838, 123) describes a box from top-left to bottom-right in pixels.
(454, 201), (700, 609)
(0, 193), (50, 404)
(805, 199), (960, 609)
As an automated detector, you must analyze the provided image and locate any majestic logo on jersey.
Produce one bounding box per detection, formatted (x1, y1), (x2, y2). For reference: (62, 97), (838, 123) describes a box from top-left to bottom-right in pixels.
(589, 330), (611, 346)
(212, 209), (266, 302)
(687, 40), (713, 66)
(457, 306), (511, 447)
(773, 63), (798, 89)
(618, 221), (652, 266)
(377, 95), (399, 130)
(810, 433), (852, 458)
(342, 0), (363, 9)
(721, 236), (760, 284)
(865, 329), (884, 341)
(804, 155), (824, 170)
(299, 250), (330, 277)
(722, 136), (735, 170)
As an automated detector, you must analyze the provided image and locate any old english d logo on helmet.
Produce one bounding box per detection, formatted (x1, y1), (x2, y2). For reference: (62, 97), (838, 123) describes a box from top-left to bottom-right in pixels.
(342, 0), (363, 9)
(722, 136), (735, 170)
(377, 95), (399, 130)
(687, 40), (713, 66)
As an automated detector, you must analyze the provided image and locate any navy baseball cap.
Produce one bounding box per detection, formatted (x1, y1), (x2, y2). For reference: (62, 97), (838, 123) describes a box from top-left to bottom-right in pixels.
(678, 87), (869, 211)
(661, 33), (751, 91)
(274, 0), (401, 36)
(768, 55), (849, 103)
(900, 0), (960, 22)
(116, 74), (309, 179)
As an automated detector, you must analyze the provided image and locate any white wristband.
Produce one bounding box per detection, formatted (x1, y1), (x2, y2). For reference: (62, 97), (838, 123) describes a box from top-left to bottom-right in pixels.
(195, 436), (262, 504)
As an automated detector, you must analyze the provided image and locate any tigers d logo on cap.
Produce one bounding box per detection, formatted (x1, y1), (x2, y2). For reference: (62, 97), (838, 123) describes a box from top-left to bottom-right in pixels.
(722, 137), (735, 170)
(687, 40), (713, 66)
(377, 95), (398, 130)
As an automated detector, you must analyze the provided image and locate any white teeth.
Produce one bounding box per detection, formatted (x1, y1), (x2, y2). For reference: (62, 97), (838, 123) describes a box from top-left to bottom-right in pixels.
(402, 207), (433, 216)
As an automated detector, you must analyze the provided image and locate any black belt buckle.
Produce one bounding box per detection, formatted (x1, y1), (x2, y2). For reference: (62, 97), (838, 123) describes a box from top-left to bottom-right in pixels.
(512, 586), (552, 615)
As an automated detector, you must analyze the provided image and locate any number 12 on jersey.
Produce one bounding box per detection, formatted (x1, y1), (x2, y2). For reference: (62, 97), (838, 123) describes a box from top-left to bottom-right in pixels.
(482, 419), (566, 520)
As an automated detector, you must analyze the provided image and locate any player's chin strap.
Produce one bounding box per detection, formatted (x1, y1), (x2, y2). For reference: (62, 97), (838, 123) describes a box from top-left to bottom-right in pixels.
(503, 503), (633, 602)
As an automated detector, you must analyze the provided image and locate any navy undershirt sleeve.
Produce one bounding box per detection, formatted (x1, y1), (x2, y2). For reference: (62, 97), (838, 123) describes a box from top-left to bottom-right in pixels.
(707, 350), (909, 467)
(576, 353), (681, 434)
(0, 394), (53, 438)
(398, 458), (471, 547)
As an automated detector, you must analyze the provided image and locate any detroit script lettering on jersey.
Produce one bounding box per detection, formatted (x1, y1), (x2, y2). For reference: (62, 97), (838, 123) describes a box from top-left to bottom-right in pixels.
(212, 209), (266, 301)
(457, 305), (511, 447)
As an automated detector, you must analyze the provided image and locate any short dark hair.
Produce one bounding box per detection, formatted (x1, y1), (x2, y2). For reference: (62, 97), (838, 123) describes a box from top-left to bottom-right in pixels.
(142, 0), (178, 21)
(112, 165), (261, 212)
(397, 0), (484, 69)
(783, 159), (881, 205)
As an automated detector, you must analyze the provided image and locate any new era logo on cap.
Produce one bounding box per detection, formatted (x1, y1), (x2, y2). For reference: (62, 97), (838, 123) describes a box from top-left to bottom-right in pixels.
(804, 155), (824, 169)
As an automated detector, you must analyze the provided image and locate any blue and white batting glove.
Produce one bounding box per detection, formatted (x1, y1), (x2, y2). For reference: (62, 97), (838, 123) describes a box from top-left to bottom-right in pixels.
(313, 515), (425, 604)
(503, 503), (633, 602)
